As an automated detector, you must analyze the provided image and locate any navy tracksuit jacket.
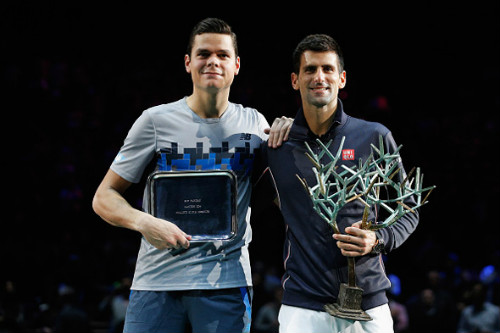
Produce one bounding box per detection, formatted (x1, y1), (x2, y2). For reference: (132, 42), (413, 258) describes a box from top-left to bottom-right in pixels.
(261, 99), (419, 311)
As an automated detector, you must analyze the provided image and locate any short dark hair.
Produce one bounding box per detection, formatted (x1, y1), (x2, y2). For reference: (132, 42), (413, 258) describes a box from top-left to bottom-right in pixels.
(186, 18), (238, 57)
(292, 34), (344, 74)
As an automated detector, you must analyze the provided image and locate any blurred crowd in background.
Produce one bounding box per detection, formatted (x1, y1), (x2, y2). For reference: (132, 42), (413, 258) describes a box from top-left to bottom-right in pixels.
(2, 3), (499, 333)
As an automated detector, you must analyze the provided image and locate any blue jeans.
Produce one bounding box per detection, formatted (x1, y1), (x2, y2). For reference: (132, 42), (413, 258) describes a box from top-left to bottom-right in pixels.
(124, 288), (252, 333)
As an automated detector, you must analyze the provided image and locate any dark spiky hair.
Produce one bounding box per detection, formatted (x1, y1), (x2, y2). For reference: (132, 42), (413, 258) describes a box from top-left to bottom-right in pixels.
(292, 34), (344, 74)
(186, 18), (238, 57)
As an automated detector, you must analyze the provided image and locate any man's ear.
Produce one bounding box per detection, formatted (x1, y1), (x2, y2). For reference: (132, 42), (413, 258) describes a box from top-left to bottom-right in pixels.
(184, 54), (191, 73)
(291, 72), (299, 90)
(339, 71), (346, 89)
(234, 56), (240, 75)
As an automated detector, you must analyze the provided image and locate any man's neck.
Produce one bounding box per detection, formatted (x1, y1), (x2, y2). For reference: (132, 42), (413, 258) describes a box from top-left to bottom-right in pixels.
(186, 89), (229, 119)
(303, 101), (338, 136)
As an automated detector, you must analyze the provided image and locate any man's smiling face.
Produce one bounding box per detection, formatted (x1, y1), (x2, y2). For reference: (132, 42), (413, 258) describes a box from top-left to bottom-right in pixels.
(291, 51), (346, 109)
(185, 33), (240, 93)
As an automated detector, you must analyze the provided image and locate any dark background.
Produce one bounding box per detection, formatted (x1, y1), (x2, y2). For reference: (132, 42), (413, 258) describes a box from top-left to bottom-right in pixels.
(1, 2), (499, 332)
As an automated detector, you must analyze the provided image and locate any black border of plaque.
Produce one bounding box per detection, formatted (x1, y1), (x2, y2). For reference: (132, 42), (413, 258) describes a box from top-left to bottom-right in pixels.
(147, 170), (237, 242)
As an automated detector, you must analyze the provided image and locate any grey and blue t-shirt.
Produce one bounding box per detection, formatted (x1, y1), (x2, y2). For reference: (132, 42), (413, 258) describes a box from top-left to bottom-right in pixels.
(111, 97), (269, 290)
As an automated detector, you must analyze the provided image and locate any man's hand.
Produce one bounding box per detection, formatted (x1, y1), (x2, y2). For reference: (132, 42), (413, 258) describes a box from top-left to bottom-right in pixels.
(332, 221), (377, 257)
(265, 116), (293, 148)
(93, 169), (192, 251)
(138, 215), (192, 250)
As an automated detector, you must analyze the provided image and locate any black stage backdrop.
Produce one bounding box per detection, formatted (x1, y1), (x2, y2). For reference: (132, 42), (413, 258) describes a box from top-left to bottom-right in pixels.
(1, 3), (499, 333)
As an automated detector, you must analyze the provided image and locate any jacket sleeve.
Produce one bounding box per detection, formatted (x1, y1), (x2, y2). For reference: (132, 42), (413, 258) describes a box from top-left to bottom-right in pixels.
(375, 131), (420, 253)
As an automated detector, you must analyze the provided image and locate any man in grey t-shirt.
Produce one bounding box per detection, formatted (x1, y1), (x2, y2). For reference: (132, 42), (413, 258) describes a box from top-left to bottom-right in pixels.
(92, 18), (291, 333)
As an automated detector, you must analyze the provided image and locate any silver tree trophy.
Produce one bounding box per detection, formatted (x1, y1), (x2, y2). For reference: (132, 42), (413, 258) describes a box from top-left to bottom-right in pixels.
(296, 135), (435, 321)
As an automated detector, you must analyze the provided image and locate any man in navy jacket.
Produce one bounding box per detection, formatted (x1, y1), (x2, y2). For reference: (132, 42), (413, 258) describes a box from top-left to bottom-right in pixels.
(262, 34), (419, 333)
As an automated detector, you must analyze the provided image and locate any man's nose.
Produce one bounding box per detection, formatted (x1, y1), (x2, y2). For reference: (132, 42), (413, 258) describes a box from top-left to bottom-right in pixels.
(206, 54), (220, 67)
(313, 69), (326, 83)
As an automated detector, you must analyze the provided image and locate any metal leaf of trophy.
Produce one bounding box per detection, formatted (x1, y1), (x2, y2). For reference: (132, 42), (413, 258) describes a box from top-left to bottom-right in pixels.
(297, 135), (435, 321)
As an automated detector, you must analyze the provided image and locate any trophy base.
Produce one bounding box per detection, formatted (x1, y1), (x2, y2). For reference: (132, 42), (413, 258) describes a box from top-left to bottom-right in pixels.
(324, 283), (372, 321)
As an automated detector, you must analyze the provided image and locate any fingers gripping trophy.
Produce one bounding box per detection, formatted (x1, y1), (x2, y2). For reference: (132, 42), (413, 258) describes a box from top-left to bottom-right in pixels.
(297, 135), (435, 321)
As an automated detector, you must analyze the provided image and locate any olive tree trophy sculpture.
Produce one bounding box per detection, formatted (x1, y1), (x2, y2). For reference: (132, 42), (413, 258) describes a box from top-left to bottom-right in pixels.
(297, 135), (435, 321)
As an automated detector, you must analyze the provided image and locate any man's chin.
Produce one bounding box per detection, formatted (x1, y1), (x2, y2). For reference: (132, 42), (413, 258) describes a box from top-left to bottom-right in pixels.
(309, 96), (335, 108)
(196, 84), (231, 94)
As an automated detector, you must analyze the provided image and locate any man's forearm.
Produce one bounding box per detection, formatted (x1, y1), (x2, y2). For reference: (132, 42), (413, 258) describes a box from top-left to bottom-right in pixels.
(92, 185), (146, 232)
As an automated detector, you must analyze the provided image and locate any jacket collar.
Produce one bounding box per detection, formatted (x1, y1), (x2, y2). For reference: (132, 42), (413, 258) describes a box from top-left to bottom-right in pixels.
(290, 99), (347, 141)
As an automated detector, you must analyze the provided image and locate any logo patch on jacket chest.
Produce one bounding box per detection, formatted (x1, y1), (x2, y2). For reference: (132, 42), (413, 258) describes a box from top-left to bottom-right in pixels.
(342, 149), (355, 160)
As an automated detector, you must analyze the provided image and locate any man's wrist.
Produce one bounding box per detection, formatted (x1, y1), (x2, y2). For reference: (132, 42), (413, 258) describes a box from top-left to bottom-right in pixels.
(370, 233), (386, 255)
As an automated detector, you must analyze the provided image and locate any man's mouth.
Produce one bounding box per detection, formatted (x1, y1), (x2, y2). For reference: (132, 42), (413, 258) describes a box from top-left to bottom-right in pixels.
(203, 71), (222, 76)
(310, 86), (330, 91)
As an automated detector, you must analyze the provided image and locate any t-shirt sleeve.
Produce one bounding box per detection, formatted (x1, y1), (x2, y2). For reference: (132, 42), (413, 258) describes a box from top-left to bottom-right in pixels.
(257, 111), (270, 141)
(110, 110), (156, 183)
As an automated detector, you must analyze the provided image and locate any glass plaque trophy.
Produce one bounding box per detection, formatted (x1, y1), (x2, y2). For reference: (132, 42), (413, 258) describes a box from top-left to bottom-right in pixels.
(147, 170), (237, 242)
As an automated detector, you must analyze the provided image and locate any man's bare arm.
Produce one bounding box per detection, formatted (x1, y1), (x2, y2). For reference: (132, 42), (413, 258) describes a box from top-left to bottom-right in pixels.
(92, 169), (191, 249)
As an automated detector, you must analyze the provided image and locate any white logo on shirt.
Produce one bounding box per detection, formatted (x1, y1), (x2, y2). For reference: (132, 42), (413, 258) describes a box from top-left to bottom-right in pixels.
(114, 153), (125, 163)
